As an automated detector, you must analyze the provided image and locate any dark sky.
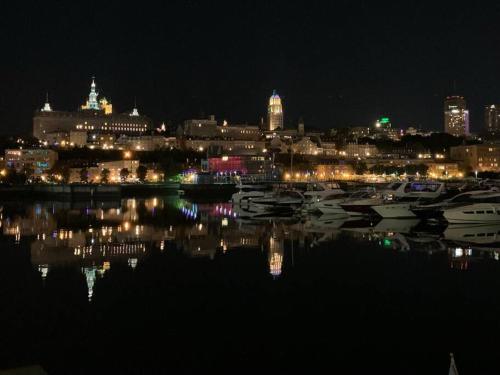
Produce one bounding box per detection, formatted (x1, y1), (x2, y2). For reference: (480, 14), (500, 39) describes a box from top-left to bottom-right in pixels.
(2, 0), (500, 134)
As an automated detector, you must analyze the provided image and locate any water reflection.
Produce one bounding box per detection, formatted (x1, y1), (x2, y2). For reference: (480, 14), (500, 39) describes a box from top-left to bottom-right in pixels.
(3, 197), (500, 296)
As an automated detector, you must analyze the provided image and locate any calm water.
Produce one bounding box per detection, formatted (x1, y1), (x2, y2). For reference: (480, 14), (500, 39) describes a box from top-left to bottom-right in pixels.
(2, 196), (500, 374)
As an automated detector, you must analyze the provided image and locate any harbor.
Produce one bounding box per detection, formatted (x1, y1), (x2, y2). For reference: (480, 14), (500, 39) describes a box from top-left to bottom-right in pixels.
(1, 194), (499, 373)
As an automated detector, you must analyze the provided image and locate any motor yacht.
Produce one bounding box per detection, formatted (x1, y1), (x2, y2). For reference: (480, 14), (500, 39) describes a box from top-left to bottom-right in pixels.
(339, 189), (384, 216)
(370, 181), (446, 218)
(241, 190), (305, 217)
(443, 192), (500, 223)
(411, 189), (495, 219)
(301, 182), (345, 202)
(231, 184), (272, 205)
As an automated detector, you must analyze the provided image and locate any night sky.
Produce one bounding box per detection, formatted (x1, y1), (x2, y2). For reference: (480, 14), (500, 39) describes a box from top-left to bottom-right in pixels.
(2, 0), (500, 134)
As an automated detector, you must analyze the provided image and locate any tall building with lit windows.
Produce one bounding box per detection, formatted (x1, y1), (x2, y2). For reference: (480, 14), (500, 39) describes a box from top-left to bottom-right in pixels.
(33, 77), (152, 141)
(267, 90), (283, 131)
(444, 96), (469, 137)
(485, 104), (500, 135)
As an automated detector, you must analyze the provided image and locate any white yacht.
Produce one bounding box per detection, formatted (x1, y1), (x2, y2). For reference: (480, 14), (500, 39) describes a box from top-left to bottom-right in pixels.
(301, 182), (345, 202)
(411, 189), (495, 219)
(443, 192), (500, 223)
(231, 184), (272, 205)
(312, 189), (371, 215)
(370, 181), (446, 218)
(313, 196), (349, 215)
(339, 189), (384, 216)
(241, 190), (305, 217)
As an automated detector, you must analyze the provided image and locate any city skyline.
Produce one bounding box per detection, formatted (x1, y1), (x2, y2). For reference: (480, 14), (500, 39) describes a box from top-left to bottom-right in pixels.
(3, 1), (500, 134)
(32, 75), (497, 135)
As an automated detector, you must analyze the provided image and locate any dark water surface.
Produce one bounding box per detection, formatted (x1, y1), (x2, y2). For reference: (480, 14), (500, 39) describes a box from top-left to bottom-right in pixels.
(1, 197), (500, 374)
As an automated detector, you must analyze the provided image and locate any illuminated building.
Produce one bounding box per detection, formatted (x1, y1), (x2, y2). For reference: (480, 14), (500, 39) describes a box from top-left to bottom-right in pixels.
(80, 77), (113, 114)
(342, 143), (379, 159)
(44, 130), (69, 146)
(267, 90), (283, 131)
(115, 135), (169, 151)
(349, 126), (372, 140)
(406, 127), (418, 136)
(444, 96), (469, 136)
(291, 137), (323, 155)
(320, 141), (337, 156)
(450, 144), (500, 172)
(373, 117), (402, 140)
(81, 77), (101, 111)
(374, 117), (391, 129)
(208, 155), (273, 177)
(298, 117), (305, 136)
(69, 130), (88, 147)
(485, 104), (500, 135)
(179, 116), (261, 141)
(183, 139), (266, 155)
(33, 77), (152, 141)
(425, 162), (461, 178)
(5, 149), (58, 175)
(180, 116), (218, 138)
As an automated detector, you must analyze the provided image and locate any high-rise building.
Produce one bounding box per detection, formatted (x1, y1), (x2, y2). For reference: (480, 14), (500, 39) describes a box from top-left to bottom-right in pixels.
(267, 90), (283, 131)
(485, 104), (500, 135)
(375, 117), (391, 129)
(444, 96), (469, 136)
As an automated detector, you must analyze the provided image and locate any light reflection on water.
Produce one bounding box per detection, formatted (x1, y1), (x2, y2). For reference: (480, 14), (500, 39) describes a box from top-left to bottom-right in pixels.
(2, 196), (500, 297)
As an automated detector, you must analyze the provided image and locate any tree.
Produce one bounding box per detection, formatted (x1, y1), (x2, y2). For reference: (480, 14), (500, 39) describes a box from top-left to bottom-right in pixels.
(5, 169), (26, 185)
(100, 168), (110, 183)
(120, 168), (130, 182)
(136, 165), (148, 182)
(415, 164), (429, 176)
(59, 166), (71, 184)
(22, 165), (35, 181)
(369, 164), (386, 175)
(80, 168), (89, 183)
(353, 161), (368, 175)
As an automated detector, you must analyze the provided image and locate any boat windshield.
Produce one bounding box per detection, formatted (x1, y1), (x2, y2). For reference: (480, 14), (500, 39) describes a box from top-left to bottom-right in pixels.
(240, 185), (269, 192)
(450, 193), (479, 203)
(323, 193), (349, 200)
(406, 182), (441, 193)
(278, 191), (303, 199)
(387, 182), (403, 191)
(473, 194), (500, 203)
(349, 190), (374, 199)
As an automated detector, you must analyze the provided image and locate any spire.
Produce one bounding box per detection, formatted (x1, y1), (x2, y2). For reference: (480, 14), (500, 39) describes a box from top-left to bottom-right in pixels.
(87, 76), (99, 110)
(130, 96), (139, 116)
(41, 92), (52, 112)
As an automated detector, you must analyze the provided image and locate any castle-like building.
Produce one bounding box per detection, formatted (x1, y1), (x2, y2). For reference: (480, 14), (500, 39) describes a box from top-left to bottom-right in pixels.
(33, 78), (152, 141)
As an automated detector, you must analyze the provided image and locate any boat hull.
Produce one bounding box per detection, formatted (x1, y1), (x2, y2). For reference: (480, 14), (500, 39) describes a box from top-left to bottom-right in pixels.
(444, 204), (500, 224)
(371, 203), (417, 218)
